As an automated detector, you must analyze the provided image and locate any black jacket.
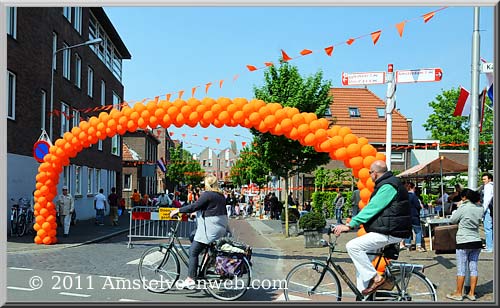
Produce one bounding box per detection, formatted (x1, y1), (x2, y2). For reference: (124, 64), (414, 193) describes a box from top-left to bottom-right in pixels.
(179, 191), (227, 217)
(364, 172), (412, 238)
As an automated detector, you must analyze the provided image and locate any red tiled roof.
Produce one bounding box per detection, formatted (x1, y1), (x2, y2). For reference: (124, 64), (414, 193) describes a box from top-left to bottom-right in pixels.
(122, 143), (139, 161)
(328, 87), (410, 143)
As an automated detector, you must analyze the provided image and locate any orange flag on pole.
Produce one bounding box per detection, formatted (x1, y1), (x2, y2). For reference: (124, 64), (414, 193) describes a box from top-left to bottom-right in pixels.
(219, 80), (224, 88)
(422, 12), (435, 23)
(346, 38), (355, 45)
(281, 49), (292, 61)
(300, 49), (312, 56)
(205, 82), (212, 94)
(371, 30), (382, 45)
(154, 96), (159, 103)
(166, 93), (172, 101)
(203, 136), (209, 141)
(324, 46), (334, 56)
(191, 86), (198, 97)
(178, 90), (184, 99)
(396, 21), (406, 37)
(246, 65), (258, 71)
(264, 62), (273, 67)
(216, 138), (221, 144)
(242, 141), (247, 147)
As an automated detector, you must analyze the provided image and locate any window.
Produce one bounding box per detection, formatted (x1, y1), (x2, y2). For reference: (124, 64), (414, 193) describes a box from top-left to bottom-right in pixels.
(87, 168), (94, 194)
(75, 166), (82, 195)
(7, 71), (16, 120)
(96, 169), (101, 192)
(376, 107), (385, 118)
(324, 108), (332, 117)
(98, 140), (102, 151)
(74, 7), (82, 34)
(63, 7), (71, 22)
(60, 102), (70, 136)
(7, 7), (17, 38)
(52, 33), (57, 70)
(111, 135), (120, 156)
(74, 54), (81, 88)
(391, 152), (404, 162)
(41, 90), (47, 130)
(112, 92), (121, 109)
(108, 170), (116, 192)
(348, 107), (361, 118)
(72, 110), (80, 129)
(63, 166), (71, 189)
(100, 80), (106, 106)
(203, 160), (207, 167)
(124, 174), (132, 191)
(87, 66), (94, 97)
(62, 44), (71, 80)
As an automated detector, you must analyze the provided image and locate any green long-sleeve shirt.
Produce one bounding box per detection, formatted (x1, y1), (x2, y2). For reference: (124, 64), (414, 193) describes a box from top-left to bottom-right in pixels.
(349, 184), (397, 228)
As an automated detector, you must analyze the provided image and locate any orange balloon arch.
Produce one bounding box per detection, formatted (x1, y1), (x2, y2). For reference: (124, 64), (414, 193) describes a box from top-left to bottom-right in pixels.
(32, 97), (385, 245)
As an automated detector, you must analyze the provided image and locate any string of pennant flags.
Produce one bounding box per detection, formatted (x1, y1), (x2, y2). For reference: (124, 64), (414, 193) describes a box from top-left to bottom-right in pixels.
(50, 7), (449, 118)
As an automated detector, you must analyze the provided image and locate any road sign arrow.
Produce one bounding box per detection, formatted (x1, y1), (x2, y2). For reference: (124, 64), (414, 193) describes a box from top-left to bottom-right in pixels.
(395, 68), (443, 83)
(435, 68), (443, 81)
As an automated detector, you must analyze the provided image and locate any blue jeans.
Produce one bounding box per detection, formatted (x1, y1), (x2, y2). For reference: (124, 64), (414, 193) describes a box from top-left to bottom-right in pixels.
(188, 240), (208, 279)
(95, 209), (105, 224)
(484, 209), (493, 251)
(335, 208), (343, 224)
(405, 224), (423, 247)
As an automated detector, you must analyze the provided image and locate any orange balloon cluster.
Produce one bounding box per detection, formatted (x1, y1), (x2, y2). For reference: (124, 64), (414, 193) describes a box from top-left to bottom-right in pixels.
(32, 97), (380, 244)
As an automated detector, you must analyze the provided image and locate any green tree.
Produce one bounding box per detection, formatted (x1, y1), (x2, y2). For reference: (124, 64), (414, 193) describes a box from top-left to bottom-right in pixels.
(166, 144), (204, 188)
(229, 143), (270, 187)
(252, 61), (333, 236)
(423, 87), (493, 171)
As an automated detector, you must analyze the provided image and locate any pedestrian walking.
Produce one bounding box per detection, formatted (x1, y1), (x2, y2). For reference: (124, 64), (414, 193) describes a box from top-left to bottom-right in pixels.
(351, 189), (360, 218)
(334, 190), (345, 224)
(94, 188), (107, 226)
(56, 185), (74, 237)
(130, 189), (141, 207)
(404, 182), (426, 252)
(446, 188), (483, 301)
(108, 187), (119, 226)
(481, 172), (494, 253)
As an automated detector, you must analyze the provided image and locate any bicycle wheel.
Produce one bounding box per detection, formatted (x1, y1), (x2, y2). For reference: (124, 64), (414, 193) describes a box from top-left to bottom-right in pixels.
(285, 262), (342, 301)
(17, 214), (26, 237)
(374, 270), (437, 301)
(203, 256), (251, 301)
(10, 217), (17, 237)
(138, 246), (180, 293)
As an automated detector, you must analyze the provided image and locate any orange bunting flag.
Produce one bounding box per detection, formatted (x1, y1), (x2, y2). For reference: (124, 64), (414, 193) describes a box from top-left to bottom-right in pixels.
(281, 49), (292, 61)
(205, 82), (212, 94)
(300, 49), (312, 56)
(181, 134), (186, 138)
(423, 12), (435, 23)
(371, 30), (382, 45)
(216, 138), (221, 144)
(396, 21), (406, 37)
(324, 46), (334, 56)
(178, 90), (184, 99)
(169, 132), (174, 137)
(264, 62), (273, 67)
(233, 74), (239, 81)
(192, 134), (198, 136)
(219, 80), (224, 88)
(242, 141), (247, 147)
(191, 86), (198, 97)
(246, 65), (258, 71)
(154, 96), (159, 103)
(166, 93), (172, 101)
(203, 136), (209, 141)
(346, 38), (355, 45)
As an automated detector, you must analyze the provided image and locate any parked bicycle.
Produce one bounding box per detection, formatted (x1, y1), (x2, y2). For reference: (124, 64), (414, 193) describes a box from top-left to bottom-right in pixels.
(284, 226), (437, 302)
(138, 216), (252, 301)
(10, 198), (33, 237)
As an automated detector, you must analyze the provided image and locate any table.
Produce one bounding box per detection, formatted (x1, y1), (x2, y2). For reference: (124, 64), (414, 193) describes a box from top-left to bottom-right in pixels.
(421, 217), (451, 251)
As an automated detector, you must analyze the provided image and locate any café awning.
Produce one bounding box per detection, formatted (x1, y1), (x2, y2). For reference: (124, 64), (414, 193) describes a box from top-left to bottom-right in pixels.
(397, 157), (468, 178)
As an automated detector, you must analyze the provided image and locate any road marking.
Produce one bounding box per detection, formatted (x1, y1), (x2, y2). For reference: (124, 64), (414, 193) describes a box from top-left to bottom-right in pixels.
(9, 267), (33, 271)
(7, 286), (35, 291)
(59, 292), (91, 297)
(53, 270), (77, 275)
(126, 258), (141, 265)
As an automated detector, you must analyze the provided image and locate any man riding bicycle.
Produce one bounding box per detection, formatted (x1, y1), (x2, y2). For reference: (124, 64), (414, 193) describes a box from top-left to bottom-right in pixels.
(333, 160), (411, 296)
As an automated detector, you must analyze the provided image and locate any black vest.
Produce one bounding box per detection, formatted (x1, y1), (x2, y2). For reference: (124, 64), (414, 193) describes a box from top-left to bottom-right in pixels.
(363, 171), (412, 238)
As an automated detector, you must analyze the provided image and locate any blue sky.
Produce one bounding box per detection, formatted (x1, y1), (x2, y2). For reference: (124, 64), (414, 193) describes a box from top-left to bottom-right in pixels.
(104, 6), (494, 154)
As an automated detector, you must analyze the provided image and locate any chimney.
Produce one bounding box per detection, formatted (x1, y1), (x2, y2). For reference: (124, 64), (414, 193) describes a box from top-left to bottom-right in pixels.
(407, 118), (413, 143)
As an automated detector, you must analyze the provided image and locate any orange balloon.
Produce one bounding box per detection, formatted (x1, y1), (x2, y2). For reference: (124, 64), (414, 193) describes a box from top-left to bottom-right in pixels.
(167, 106), (180, 118)
(37, 229), (47, 238)
(330, 135), (344, 150)
(280, 118), (293, 132)
(346, 143), (361, 158)
(317, 118), (330, 130)
(258, 106), (271, 118)
(357, 180), (366, 190)
(303, 113), (317, 124)
(357, 227), (367, 237)
(48, 229), (57, 237)
(263, 115), (277, 128)
(309, 119), (322, 131)
(366, 178), (375, 190)
(358, 137), (369, 146)
(211, 103), (223, 115)
(360, 188), (372, 203)
(161, 114), (172, 127)
(335, 147), (348, 161)
(33, 223), (41, 232)
(196, 103), (208, 114)
(361, 144), (377, 157)
(226, 103), (238, 116)
(358, 200), (366, 210)
(202, 110), (214, 123)
(343, 159), (351, 168)
(46, 215), (56, 223)
(233, 110), (244, 124)
(363, 156), (377, 169)
(274, 109), (287, 122)
(289, 127), (300, 140)
(292, 114), (305, 127)
(218, 110), (230, 124)
(358, 168), (370, 180)
(242, 103), (255, 117)
(320, 139), (333, 152)
(35, 236), (43, 244)
(249, 112), (261, 126)
(43, 236), (52, 245)
(285, 107), (300, 118)
(314, 129), (328, 142)
(180, 105), (192, 117)
(375, 152), (386, 161)
(42, 222), (51, 231)
(304, 133), (316, 146)
(297, 123), (310, 138)
(343, 133), (358, 146)
(338, 126), (352, 137)
(349, 156), (364, 170)
(328, 125), (341, 137)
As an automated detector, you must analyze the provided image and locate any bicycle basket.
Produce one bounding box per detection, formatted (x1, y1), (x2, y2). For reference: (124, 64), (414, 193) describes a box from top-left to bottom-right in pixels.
(215, 255), (244, 277)
(215, 237), (252, 260)
(382, 243), (399, 260)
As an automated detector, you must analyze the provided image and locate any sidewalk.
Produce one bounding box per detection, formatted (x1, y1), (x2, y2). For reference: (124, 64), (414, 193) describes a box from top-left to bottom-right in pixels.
(7, 211), (131, 253)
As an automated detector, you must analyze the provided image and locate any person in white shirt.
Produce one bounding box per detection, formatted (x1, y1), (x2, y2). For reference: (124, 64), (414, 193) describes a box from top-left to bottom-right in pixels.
(94, 188), (107, 226)
(158, 183), (172, 207)
(56, 186), (74, 237)
(481, 172), (494, 253)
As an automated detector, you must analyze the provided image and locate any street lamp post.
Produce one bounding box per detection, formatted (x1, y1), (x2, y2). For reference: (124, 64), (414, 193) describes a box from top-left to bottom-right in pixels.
(49, 38), (102, 141)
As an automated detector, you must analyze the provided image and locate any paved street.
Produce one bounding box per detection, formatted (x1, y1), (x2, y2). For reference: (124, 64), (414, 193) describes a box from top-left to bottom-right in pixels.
(6, 213), (495, 303)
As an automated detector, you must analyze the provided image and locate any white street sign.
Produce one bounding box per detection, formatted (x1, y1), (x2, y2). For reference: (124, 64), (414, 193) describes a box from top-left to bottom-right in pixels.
(481, 62), (494, 73)
(395, 68), (443, 83)
(341, 71), (386, 86)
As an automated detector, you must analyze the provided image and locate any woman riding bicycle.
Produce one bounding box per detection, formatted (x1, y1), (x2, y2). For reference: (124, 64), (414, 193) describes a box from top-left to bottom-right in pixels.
(333, 160), (412, 296)
(169, 174), (228, 289)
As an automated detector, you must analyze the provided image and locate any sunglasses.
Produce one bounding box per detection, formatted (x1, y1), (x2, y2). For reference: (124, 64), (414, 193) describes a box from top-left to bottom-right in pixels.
(369, 171), (375, 174)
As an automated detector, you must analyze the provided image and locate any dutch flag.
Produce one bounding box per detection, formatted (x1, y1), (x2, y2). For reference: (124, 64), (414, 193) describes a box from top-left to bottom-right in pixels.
(157, 159), (166, 173)
(453, 86), (471, 117)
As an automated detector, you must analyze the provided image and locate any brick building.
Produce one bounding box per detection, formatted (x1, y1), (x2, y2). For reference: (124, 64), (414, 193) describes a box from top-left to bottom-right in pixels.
(6, 7), (130, 220)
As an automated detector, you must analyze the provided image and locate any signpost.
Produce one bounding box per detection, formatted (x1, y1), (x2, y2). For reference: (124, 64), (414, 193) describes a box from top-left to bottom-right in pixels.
(395, 68), (443, 83)
(33, 140), (51, 163)
(342, 65), (443, 170)
(481, 62), (493, 73)
(341, 71), (386, 86)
